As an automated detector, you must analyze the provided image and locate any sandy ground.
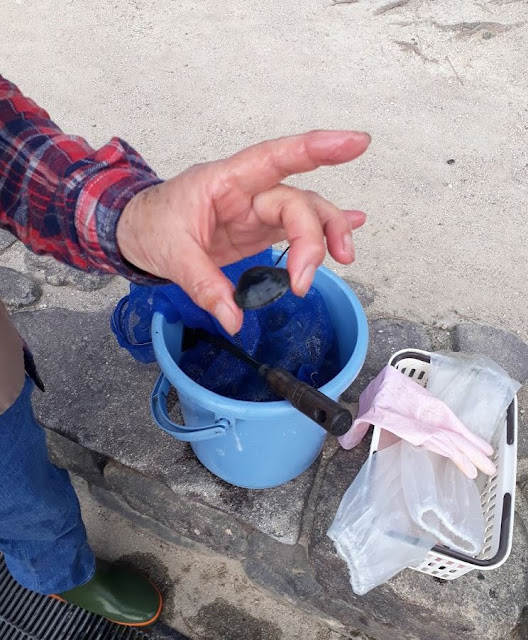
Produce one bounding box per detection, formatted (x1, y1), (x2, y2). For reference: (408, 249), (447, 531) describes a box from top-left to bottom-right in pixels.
(73, 477), (353, 640)
(1, 0), (527, 337)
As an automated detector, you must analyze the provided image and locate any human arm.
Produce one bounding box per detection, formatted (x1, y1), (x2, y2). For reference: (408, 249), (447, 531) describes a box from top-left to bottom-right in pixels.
(0, 74), (162, 284)
(1, 76), (371, 334)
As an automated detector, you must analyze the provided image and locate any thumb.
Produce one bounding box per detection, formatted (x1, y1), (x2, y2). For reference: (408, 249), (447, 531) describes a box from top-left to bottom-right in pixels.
(170, 241), (243, 335)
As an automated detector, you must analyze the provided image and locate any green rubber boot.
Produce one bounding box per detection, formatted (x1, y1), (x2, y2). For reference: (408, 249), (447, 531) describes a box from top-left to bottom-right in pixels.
(56, 559), (162, 627)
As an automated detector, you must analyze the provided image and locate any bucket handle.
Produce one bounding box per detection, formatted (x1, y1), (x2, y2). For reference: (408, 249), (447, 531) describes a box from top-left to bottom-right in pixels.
(151, 374), (228, 442)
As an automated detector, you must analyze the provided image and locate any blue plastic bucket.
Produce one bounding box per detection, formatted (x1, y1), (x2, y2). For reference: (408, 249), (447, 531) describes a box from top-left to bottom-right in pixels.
(150, 255), (368, 489)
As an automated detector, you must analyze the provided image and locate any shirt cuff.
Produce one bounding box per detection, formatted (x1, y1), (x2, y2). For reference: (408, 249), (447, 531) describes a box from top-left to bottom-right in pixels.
(95, 172), (169, 285)
(72, 141), (169, 285)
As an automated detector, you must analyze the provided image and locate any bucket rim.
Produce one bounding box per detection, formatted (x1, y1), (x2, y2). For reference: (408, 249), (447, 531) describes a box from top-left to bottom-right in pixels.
(151, 257), (368, 417)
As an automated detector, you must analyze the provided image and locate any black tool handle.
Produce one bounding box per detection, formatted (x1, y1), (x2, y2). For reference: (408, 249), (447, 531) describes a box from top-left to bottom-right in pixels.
(260, 366), (352, 437)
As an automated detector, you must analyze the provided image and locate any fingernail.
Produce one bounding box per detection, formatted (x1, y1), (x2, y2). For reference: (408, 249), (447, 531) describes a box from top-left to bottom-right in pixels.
(311, 131), (371, 152)
(296, 264), (316, 297)
(310, 132), (351, 157)
(343, 233), (354, 258)
(214, 301), (239, 335)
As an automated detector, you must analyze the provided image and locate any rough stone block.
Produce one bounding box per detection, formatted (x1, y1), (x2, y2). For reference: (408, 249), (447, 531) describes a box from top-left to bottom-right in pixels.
(453, 323), (528, 384)
(244, 441), (378, 639)
(245, 533), (321, 603)
(343, 279), (375, 309)
(0, 229), (16, 251)
(45, 429), (107, 486)
(24, 252), (113, 291)
(102, 460), (249, 559)
(148, 444), (319, 545)
(89, 480), (224, 558)
(145, 623), (191, 640)
(0, 266), (41, 308)
(511, 611), (528, 640)
(307, 445), (528, 640)
(14, 308), (317, 545)
(188, 598), (283, 640)
(244, 534), (373, 640)
(342, 318), (431, 402)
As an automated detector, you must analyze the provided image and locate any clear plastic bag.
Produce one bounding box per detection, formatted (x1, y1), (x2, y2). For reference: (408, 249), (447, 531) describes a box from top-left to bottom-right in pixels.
(328, 442), (436, 595)
(427, 352), (520, 448)
(329, 351), (520, 594)
(400, 443), (485, 555)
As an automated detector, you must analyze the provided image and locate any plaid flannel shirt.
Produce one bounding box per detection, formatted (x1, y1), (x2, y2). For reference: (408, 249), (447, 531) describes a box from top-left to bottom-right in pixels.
(0, 74), (163, 284)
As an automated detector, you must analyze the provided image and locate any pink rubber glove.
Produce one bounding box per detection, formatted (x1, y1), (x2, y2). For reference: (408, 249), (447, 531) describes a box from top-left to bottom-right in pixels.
(339, 366), (496, 479)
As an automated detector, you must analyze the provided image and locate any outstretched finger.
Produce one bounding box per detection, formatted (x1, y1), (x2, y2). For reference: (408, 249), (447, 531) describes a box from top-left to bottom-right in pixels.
(222, 130), (371, 195)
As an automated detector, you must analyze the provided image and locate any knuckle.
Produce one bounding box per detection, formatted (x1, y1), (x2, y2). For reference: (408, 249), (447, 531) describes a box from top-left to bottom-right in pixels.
(314, 245), (326, 263)
(211, 172), (236, 198)
(333, 213), (349, 229)
(304, 242), (325, 264)
(285, 190), (317, 213)
(274, 183), (297, 201)
(188, 278), (219, 309)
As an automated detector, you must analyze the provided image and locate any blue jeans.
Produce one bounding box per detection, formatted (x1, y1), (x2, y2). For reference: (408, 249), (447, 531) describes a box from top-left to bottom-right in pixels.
(0, 377), (95, 594)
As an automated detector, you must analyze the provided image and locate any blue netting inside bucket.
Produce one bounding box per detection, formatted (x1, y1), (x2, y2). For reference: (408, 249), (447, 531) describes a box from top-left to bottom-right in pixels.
(111, 249), (339, 401)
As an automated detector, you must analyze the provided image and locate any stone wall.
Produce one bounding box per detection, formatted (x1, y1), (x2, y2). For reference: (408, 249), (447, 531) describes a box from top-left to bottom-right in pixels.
(2, 232), (528, 640)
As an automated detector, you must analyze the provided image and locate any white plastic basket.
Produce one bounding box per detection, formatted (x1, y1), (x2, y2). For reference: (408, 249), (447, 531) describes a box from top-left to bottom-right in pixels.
(368, 349), (518, 580)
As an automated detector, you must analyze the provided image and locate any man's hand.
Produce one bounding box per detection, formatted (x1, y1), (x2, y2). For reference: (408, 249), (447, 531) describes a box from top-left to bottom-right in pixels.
(116, 130), (371, 335)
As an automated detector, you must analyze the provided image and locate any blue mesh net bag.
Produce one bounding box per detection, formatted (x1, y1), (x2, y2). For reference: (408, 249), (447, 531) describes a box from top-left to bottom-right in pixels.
(111, 248), (339, 401)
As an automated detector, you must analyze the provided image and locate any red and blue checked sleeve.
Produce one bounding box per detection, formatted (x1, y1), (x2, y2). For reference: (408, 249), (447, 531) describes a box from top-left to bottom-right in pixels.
(0, 75), (164, 284)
